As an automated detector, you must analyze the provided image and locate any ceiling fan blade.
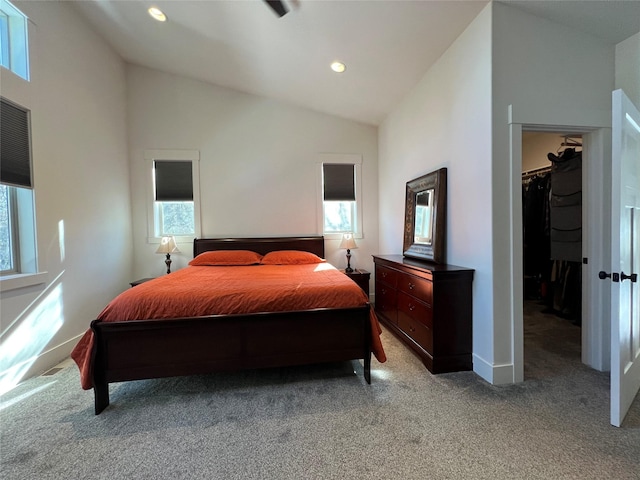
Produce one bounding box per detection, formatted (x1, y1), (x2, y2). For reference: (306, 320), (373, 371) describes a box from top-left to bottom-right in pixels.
(265, 0), (288, 17)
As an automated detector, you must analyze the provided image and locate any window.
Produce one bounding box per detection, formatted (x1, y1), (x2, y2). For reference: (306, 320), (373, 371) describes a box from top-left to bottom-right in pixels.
(0, 184), (17, 272)
(146, 150), (200, 243)
(0, 11), (9, 68)
(154, 160), (194, 236)
(0, 0), (29, 81)
(323, 163), (356, 233)
(318, 154), (363, 239)
(0, 97), (36, 276)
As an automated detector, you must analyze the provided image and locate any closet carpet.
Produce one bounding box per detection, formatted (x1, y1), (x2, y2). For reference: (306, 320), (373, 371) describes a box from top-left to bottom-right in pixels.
(2, 307), (639, 480)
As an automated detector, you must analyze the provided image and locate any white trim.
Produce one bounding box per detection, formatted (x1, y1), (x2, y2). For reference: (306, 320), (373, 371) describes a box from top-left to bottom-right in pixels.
(0, 271), (46, 292)
(144, 149), (199, 162)
(472, 354), (515, 385)
(317, 153), (363, 240)
(582, 129), (612, 371)
(507, 103), (610, 130)
(0, 0), (30, 81)
(0, 332), (81, 395)
(144, 149), (201, 243)
(492, 362), (517, 385)
(508, 106), (610, 383)
(510, 123), (524, 383)
(472, 353), (494, 383)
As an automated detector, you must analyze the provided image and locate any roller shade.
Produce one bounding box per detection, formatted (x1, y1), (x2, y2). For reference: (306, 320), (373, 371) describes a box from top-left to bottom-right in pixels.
(416, 190), (430, 206)
(0, 98), (32, 188)
(323, 163), (355, 201)
(154, 160), (193, 201)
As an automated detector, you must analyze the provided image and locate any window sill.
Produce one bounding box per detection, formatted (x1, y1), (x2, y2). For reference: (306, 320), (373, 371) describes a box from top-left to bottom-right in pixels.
(147, 235), (195, 245)
(0, 272), (48, 292)
(324, 232), (363, 241)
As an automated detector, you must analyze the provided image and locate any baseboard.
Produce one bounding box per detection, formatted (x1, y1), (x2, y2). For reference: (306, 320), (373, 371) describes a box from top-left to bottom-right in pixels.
(473, 353), (516, 385)
(0, 333), (83, 394)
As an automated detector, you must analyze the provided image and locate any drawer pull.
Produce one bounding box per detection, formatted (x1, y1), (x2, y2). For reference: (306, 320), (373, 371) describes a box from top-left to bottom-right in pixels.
(409, 325), (416, 333)
(381, 288), (386, 294)
(409, 304), (415, 311)
(408, 282), (415, 290)
(382, 272), (387, 278)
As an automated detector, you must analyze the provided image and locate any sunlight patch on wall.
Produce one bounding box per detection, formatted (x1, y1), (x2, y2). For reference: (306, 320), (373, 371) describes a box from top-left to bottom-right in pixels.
(58, 220), (65, 263)
(0, 282), (64, 395)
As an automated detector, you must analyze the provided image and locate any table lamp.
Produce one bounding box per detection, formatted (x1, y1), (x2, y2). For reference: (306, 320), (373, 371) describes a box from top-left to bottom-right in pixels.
(339, 233), (358, 273)
(156, 235), (179, 274)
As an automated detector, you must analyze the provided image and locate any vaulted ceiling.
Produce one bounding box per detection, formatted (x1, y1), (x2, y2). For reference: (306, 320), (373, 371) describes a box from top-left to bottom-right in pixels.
(72, 1), (640, 126)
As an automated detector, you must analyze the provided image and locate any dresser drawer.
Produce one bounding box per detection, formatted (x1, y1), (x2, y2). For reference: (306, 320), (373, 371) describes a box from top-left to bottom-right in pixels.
(398, 313), (433, 354)
(397, 273), (432, 304)
(397, 291), (432, 329)
(372, 254), (474, 374)
(375, 265), (398, 288)
(375, 283), (398, 324)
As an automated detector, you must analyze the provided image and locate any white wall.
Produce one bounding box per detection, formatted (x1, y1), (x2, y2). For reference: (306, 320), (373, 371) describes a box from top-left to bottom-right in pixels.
(378, 5), (493, 376)
(490, 2), (615, 383)
(126, 65), (379, 279)
(0, 1), (131, 391)
(379, 1), (620, 385)
(615, 31), (640, 107)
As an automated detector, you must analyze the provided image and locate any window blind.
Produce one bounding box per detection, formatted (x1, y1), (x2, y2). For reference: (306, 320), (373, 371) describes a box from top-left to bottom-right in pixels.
(416, 191), (430, 206)
(0, 98), (32, 188)
(154, 160), (193, 201)
(323, 163), (355, 201)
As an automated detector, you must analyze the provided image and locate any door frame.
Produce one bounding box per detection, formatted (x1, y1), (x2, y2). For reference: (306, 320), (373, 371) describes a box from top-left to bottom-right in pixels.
(508, 112), (611, 381)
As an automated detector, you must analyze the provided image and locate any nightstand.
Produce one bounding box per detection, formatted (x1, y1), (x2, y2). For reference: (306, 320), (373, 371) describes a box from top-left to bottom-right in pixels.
(342, 269), (370, 298)
(130, 277), (155, 287)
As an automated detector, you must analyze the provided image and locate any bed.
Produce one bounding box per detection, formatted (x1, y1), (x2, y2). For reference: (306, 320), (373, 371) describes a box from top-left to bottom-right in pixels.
(71, 236), (386, 414)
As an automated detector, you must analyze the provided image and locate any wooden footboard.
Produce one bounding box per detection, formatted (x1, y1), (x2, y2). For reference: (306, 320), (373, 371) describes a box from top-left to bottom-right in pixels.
(90, 306), (371, 414)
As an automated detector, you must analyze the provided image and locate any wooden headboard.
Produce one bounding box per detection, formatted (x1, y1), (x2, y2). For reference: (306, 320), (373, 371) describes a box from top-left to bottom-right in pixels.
(193, 236), (325, 258)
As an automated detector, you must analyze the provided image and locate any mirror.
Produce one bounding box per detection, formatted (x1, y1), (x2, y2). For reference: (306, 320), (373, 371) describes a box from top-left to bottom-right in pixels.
(403, 168), (447, 263)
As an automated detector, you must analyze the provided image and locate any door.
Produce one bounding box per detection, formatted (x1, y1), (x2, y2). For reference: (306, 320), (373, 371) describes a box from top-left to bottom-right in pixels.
(610, 89), (640, 427)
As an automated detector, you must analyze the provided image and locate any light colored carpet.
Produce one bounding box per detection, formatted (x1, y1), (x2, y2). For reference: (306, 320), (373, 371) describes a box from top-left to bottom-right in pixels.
(2, 305), (639, 480)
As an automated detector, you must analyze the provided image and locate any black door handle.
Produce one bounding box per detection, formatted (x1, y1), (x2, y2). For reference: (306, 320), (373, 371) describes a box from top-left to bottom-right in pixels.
(621, 272), (638, 283)
(599, 271), (620, 282)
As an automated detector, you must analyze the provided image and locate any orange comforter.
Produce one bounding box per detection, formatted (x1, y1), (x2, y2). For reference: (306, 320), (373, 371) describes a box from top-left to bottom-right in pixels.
(71, 262), (386, 389)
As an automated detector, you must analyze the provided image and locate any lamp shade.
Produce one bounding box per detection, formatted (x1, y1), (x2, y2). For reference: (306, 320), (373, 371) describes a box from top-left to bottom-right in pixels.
(156, 236), (179, 254)
(339, 233), (358, 250)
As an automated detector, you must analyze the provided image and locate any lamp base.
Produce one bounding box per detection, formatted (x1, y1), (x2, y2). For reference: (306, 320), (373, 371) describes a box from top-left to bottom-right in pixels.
(165, 253), (172, 274)
(345, 249), (353, 273)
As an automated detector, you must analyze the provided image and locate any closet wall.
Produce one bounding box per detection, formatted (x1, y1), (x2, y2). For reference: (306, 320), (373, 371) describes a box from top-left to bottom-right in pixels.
(522, 132), (583, 324)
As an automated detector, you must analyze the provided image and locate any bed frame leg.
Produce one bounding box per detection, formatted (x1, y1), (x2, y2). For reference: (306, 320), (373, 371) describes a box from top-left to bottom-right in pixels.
(364, 352), (371, 384)
(94, 382), (110, 415)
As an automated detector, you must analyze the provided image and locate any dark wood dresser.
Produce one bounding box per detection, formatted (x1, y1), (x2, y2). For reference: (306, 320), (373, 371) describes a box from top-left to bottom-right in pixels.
(373, 254), (474, 374)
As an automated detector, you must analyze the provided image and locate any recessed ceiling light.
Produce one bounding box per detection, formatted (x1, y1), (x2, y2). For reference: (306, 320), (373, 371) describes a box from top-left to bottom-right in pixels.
(148, 7), (167, 22)
(331, 61), (346, 73)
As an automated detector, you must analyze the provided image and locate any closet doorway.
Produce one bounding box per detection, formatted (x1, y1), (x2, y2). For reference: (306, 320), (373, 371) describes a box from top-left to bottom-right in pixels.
(509, 119), (611, 388)
(521, 131), (585, 380)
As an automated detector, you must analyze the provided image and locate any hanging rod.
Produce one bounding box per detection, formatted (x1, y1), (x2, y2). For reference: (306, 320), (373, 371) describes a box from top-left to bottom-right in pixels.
(522, 165), (551, 179)
(560, 135), (582, 147)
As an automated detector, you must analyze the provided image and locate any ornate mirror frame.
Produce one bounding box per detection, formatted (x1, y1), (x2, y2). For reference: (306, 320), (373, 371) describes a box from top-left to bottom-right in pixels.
(403, 168), (447, 263)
